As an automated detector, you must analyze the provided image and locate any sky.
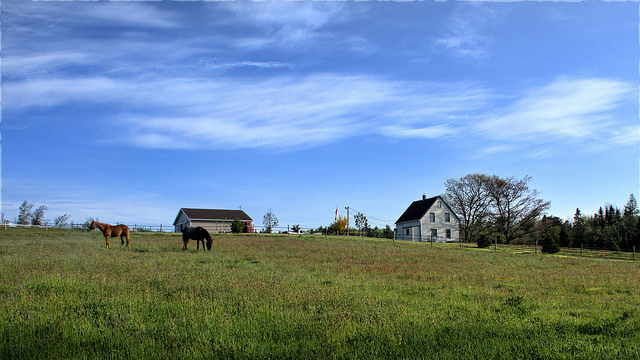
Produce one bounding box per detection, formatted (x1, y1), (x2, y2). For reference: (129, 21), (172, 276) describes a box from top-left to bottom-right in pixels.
(1, 0), (638, 231)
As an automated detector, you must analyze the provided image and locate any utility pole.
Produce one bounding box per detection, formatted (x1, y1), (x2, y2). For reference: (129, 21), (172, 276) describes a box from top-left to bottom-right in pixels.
(345, 206), (350, 236)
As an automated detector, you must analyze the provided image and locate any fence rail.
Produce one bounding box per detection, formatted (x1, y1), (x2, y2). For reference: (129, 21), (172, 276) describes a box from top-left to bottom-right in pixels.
(2, 222), (178, 233)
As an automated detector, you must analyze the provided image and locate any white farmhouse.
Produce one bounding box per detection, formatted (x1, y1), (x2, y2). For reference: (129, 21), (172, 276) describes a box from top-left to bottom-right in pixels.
(395, 195), (460, 242)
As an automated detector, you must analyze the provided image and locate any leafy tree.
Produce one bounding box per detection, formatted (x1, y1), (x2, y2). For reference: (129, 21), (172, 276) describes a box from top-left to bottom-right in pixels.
(486, 175), (550, 244)
(17, 201), (34, 225)
(382, 225), (394, 240)
(231, 219), (246, 234)
(31, 205), (48, 226)
(354, 212), (369, 239)
(329, 215), (348, 235)
(442, 174), (492, 244)
(54, 214), (71, 228)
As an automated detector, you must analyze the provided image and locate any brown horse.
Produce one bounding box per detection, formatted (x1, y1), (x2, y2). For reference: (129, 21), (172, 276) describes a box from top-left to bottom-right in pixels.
(89, 220), (130, 249)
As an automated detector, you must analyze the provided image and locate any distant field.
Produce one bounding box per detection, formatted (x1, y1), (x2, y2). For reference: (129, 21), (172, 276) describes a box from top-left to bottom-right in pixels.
(1, 228), (639, 359)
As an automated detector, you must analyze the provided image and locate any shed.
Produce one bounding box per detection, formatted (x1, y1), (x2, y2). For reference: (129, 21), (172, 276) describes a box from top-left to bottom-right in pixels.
(395, 195), (460, 242)
(173, 208), (254, 234)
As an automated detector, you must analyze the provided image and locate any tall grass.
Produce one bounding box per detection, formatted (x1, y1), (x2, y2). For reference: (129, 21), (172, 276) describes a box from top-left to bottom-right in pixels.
(1, 228), (639, 359)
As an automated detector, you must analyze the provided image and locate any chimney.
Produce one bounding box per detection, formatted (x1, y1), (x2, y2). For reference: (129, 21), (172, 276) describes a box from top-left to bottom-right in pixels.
(422, 194), (426, 201)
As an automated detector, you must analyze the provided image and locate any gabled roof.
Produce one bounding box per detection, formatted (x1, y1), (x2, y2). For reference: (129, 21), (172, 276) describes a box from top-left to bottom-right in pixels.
(395, 196), (440, 224)
(173, 208), (253, 225)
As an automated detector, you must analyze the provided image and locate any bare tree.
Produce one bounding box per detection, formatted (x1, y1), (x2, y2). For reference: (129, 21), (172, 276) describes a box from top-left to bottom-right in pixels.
(486, 175), (550, 244)
(442, 174), (492, 244)
(263, 209), (279, 233)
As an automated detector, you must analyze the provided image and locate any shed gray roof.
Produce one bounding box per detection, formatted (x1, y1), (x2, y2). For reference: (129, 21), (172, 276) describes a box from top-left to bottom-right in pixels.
(173, 208), (253, 225)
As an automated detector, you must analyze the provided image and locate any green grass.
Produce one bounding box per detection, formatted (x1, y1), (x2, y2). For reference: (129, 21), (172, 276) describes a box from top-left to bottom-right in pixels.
(1, 228), (640, 359)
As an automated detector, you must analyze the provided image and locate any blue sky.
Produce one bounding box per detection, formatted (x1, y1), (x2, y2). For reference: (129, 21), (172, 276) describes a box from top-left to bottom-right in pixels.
(1, 1), (638, 230)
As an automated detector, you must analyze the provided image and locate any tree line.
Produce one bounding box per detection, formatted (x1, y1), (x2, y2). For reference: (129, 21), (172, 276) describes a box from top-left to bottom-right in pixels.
(11, 200), (71, 227)
(442, 173), (640, 253)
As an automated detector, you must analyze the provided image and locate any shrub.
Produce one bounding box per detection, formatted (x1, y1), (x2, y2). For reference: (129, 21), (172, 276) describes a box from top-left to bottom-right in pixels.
(477, 234), (492, 248)
(231, 219), (246, 234)
(541, 233), (560, 254)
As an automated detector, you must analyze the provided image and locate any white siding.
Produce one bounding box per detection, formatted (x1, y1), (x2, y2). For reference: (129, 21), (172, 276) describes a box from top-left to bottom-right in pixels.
(396, 196), (460, 243)
(420, 198), (459, 242)
(396, 220), (421, 241)
(174, 211), (190, 232)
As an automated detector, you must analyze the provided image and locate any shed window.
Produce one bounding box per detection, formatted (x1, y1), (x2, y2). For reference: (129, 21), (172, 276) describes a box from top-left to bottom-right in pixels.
(430, 213), (435, 222)
(405, 228), (410, 236)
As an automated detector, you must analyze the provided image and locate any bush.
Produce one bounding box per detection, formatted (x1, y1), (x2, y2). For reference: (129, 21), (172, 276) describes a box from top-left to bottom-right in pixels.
(231, 219), (246, 234)
(477, 234), (492, 248)
(541, 233), (560, 254)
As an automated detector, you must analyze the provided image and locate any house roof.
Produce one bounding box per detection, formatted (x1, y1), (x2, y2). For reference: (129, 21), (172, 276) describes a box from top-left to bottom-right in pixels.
(395, 196), (440, 224)
(173, 208), (253, 225)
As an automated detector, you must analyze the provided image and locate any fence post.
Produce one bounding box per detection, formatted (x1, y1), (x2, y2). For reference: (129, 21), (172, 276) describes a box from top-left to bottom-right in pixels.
(581, 244), (583, 257)
(633, 246), (636, 262)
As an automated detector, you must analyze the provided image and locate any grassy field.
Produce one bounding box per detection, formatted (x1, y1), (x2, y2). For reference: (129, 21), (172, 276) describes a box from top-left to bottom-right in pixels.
(1, 228), (639, 359)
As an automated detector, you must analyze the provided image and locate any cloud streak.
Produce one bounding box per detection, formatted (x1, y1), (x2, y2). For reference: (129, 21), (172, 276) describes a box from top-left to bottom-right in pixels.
(5, 70), (635, 153)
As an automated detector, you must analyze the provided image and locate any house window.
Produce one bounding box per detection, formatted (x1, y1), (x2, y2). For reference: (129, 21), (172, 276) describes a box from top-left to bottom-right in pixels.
(445, 213), (451, 222)
(446, 229), (451, 239)
(430, 213), (435, 222)
(431, 229), (437, 239)
(438, 201), (442, 208)
(405, 228), (410, 236)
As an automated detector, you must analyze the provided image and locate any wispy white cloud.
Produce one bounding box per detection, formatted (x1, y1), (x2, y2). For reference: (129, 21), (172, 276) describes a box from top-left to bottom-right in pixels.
(5, 71), (635, 154)
(436, 3), (500, 59)
(474, 77), (635, 142)
(224, 1), (346, 47)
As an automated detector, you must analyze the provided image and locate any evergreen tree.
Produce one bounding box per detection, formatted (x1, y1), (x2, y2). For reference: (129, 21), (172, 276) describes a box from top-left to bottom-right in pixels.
(558, 221), (570, 247)
(596, 207), (605, 231)
(624, 194), (639, 217)
(570, 208), (586, 247)
(541, 231), (560, 254)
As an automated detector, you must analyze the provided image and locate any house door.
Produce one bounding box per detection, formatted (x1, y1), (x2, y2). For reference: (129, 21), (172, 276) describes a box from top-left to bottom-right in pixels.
(430, 229), (437, 242)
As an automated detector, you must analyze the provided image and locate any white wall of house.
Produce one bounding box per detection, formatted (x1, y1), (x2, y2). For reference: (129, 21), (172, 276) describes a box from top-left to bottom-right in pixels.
(396, 220), (422, 242)
(174, 212), (190, 232)
(396, 197), (460, 242)
(419, 199), (459, 242)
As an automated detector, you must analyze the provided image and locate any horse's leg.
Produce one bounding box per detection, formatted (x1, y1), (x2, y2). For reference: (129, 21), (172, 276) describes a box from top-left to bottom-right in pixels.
(197, 240), (201, 251)
(120, 235), (125, 248)
(125, 232), (130, 248)
(105, 235), (110, 249)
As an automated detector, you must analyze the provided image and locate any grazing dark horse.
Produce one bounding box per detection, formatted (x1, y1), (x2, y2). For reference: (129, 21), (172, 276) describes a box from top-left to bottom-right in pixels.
(89, 220), (130, 249)
(182, 226), (212, 251)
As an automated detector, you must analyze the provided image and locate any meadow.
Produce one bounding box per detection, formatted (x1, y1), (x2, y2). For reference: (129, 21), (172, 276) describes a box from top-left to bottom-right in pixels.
(1, 228), (639, 359)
